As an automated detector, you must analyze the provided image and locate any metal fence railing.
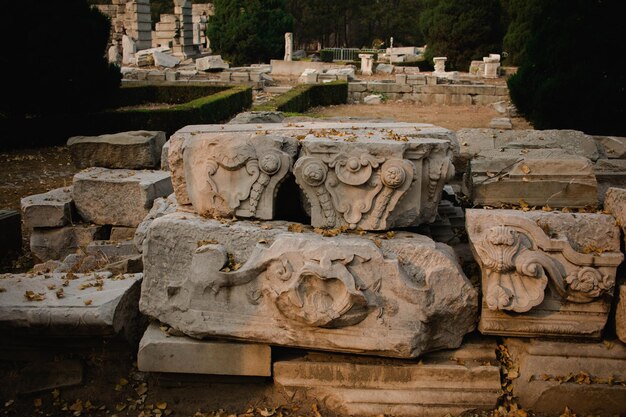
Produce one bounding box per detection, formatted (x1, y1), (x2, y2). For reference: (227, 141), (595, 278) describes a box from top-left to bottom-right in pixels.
(324, 48), (384, 61)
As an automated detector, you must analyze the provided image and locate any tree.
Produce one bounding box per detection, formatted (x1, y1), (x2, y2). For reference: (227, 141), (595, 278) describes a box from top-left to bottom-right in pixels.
(208, 0), (293, 66)
(0, 0), (121, 119)
(501, 0), (540, 66)
(420, 0), (504, 70)
(507, 0), (626, 135)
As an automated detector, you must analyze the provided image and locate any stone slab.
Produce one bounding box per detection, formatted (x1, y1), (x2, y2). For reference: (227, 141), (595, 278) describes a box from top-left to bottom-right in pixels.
(72, 168), (173, 227)
(137, 323), (271, 376)
(506, 338), (626, 415)
(466, 149), (598, 208)
(153, 51), (180, 68)
(467, 209), (623, 338)
(196, 55), (228, 71)
(110, 226), (137, 241)
(604, 187), (626, 246)
(182, 133), (298, 219)
(0, 210), (22, 258)
(489, 117), (512, 130)
(21, 187), (75, 229)
(594, 159), (626, 203)
(67, 130), (166, 169)
(274, 337), (501, 417)
(86, 240), (140, 258)
(140, 212), (478, 358)
(30, 224), (107, 262)
(593, 135), (626, 159)
(456, 128), (605, 173)
(134, 194), (178, 252)
(0, 272), (142, 337)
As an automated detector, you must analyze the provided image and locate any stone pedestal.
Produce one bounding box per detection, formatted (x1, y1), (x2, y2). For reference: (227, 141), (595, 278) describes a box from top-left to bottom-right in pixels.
(125, 0), (152, 50)
(466, 209), (623, 338)
(295, 131), (455, 230)
(274, 337), (501, 417)
(284, 32), (293, 61)
(483, 55), (500, 79)
(358, 54), (374, 76)
(140, 213), (478, 359)
(506, 338), (626, 415)
(172, 0), (196, 58)
(137, 323), (271, 376)
(433, 57), (446, 73)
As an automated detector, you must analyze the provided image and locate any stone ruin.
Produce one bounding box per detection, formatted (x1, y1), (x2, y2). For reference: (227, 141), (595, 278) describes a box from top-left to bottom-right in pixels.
(2, 121), (626, 415)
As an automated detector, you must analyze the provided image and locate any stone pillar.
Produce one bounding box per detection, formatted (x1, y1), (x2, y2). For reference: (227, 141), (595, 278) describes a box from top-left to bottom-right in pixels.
(121, 34), (136, 65)
(125, 0), (152, 51)
(358, 54), (374, 76)
(108, 43), (121, 65)
(433, 57), (447, 73)
(284, 32), (293, 61)
(172, 0), (196, 58)
(483, 54), (500, 78)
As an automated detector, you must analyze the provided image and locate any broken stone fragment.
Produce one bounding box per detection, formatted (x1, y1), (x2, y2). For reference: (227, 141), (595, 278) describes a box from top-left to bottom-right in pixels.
(593, 135), (626, 159)
(506, 338), (626, 415)
(30, 224), (108, 262)
(21, 187), (75, 229)
(133, 193), (178, 253)
(67, 130), (166, 169)
(72, 167), (173, 227)
(465, 149), (598, 208)
(0, 272), (142, 338)
(140, 212), (478, 358)
(273, 336), (501, 416)
(466, 209), (623, 338)
(594, 159), (626, 203)
(604, 187), (626, 246)
(137, 322), (271, 376)
(183, 133), (298, 219)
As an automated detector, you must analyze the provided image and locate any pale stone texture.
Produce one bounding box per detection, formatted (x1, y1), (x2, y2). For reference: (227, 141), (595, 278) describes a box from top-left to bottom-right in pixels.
(455, 128), (605, 172)
(183, 133), (298, 219)
(110, 227), (137, 241)
(594, 159), (626, 203)
(30, 224), (107, 262)
(604, 187), (626, 246)
(21, 187), (75, 229)
(67, 131), (166, 169)
(506, 338), (626, 415)
(153, 50), (181, 68)
(488, 117), (512, 129)
(0, 272), (142, 337)
(140, 212), (478, 358)
(160, 141), (170, 171)
(138, 323), (271, 376)
(465, 149), (598, 208)
(433, 57), (446, 73)
(617, 284), (626, 344)
(134, 193), (178, 252)
(358, 54), (374, 76)
(169, 122), (458, 211)
(228, 111), (285, 124)
(284, 32), (293, 61)
(467, 209), (623, 338)
(593, 135), (626, 159)
(274, 337), (501, 417)
(295, 131), (455, 230)
(72, 168), (173, 227)
(195, 55), (228, 71)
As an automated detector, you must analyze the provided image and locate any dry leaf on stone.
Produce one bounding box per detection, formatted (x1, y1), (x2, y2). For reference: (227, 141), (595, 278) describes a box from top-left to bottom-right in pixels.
(287, 223), (303, 233)
(24, 290), (45, 301)
(84, 299), (93, 306)
(157, 402), (167, 410)
(34, 398), (42, 407)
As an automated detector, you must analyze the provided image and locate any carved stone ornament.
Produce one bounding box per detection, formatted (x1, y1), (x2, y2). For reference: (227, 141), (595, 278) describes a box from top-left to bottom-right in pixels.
(294, 133), (455, 230)
(182, 133), (298, 219)
(466, 209), (623, 338)
(139, 212), (478, 358)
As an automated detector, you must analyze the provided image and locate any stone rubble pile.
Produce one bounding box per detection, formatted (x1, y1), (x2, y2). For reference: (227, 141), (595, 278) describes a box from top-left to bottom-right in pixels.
(3, 121), (626, 415)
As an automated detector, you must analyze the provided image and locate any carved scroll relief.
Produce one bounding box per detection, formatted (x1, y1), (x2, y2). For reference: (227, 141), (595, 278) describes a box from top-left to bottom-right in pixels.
(182, 133), (298, 219)
(294, 138), (455, 230)
(466, 209), (623, 338)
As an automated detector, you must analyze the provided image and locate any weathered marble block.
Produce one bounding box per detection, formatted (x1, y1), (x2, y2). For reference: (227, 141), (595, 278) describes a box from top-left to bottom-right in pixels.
(30, 224), (107, 262)
(466, 149), (598, 208)
(294, 132), (455, 230)
(183, 133), (298, 219)
(168, 122), (458, 209)
(67, 130), (166, 169)
(506, 338), (626, 415)
(593, 135), (626, 159)
(274, 337), (501, 417)
(72, 168), (173, 227)
(137, 323), (271, 376)
(604, 187), (626, 246)
(0, 272), (142, 337)
(21, 187), (75, 229)
(466, 209), (623, 338)
(140, 212), (478, 358)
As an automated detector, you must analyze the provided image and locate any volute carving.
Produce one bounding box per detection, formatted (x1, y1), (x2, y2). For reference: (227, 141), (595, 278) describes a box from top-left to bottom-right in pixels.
(183, 133), (298, 219)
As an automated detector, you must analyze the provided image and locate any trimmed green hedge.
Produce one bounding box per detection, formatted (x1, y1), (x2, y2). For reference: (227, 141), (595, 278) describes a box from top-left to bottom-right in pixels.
(254, 81), (347, 113)
(111, 84), (228, 108)
(0, 85), (252, 150)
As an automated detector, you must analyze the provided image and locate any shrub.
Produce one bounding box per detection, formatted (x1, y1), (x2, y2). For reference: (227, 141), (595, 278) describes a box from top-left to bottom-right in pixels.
(254, 81), (347, 113)
(320, 50), (334, 63)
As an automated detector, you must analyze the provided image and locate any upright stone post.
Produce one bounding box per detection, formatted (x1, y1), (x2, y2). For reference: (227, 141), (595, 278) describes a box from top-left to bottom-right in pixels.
(284, 32), (293, 61)
(359, 54), (374, 76)
(483, 54), (500, 78)
(172, 0), (196, 58)
(125, 0), (152, 50)
(433, 57), (447, 74)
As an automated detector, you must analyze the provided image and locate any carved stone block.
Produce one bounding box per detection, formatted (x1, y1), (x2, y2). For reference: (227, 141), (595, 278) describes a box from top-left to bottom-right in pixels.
(168, 122), (458, 211)
(182, 133), (298, 219)
(273, 337), (501, 417)
(466, 209), (623, 338)
(506, 338), (626, 415)
(140, 212), (478, 358)
(294, 131), (455, 230)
